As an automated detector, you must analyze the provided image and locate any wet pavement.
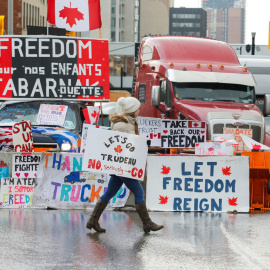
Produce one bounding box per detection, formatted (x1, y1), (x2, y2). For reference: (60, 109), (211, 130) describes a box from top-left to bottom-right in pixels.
(0, 209), (270, 270)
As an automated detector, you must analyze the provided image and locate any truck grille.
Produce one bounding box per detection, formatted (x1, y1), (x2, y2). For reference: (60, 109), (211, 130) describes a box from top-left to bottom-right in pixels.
(213, 124), (262, 142)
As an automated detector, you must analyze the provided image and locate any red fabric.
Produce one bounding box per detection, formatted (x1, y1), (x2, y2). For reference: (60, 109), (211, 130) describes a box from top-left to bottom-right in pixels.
(47, 0), (56, 25)
(82, 108), (90, 124)
(88, 0), (102, 30)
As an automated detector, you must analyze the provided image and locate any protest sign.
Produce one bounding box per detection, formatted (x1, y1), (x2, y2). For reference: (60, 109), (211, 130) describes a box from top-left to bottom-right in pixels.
(161, 120), (206, 148)
(80, 124), (110, 153)
(146, 155), (249, 212)
(137, 117), (161, 147)
(0, 162), (9, 184)
(12, 120), (34, 152)
(0, 36), (110, 101)
(195, 142), (234, 156)
(36, 104), (68, 126)
(12, 154), (41, 178)
(240, 135), (270, 151)
(34, 153), (129, 209)
(223, 128), (252, 152)
(82, 128), (148, 180)
(0, 178), (35, 208)
(83, 106), (101, 124)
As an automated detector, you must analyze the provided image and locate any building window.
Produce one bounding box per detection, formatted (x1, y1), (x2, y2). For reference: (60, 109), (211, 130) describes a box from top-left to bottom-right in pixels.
(32, 6), (34, 25)
(29, 5), (31, 25)
(23, 3), (25, 29)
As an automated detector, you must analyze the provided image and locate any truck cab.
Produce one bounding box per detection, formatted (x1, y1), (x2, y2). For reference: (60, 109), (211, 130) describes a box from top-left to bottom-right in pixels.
(134, 36), (268, 148)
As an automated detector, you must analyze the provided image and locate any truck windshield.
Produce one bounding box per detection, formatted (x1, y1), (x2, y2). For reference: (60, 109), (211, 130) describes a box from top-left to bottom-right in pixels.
(172, 82), (255, 104)
(0, 101), (81, 133)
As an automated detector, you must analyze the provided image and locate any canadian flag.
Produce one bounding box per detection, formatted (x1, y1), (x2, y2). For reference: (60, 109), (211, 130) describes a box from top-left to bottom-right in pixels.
(188, 121), (206, 128)
(47, 0), (102, 31)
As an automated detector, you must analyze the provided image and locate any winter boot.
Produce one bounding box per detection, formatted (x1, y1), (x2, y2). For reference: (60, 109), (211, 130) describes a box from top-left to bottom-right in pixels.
(86, 199), (108, 232)
(135, 202), (164, 233)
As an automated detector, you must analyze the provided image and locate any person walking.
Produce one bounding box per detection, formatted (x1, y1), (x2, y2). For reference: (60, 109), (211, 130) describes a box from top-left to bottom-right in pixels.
(86, 97), (164, 233)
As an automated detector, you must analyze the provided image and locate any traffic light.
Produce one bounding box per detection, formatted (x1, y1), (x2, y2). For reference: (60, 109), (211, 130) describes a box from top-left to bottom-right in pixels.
(66, 31), (76, 37)
(0, 16), (4, 35)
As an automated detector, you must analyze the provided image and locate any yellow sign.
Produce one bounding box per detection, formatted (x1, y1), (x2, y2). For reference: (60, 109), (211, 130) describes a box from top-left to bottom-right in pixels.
(0, 16), (4, 35)
(66, 31), (76, 37)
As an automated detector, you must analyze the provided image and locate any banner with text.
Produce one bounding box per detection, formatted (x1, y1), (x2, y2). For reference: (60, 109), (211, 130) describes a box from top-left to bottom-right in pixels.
(161, 120), (206, 148)
(0, 36), (110, 101)
(12, 154), (41, 178)
(137, 116), (161, 147)
(82, 129), (148, 180)
(33, 153), (129, 209)
(146, 155), (249, 212)
(0, 178), (35, 208)
(12, 121), (34, 152)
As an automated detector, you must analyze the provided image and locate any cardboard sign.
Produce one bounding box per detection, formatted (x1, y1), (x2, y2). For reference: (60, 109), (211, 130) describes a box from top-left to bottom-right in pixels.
(12, 154), (41, 178)
(161, 120), (206, 148)
(137, 117), (161, 147)
(146, 155), (249, 212)
(195, 142), (234, 156)
(36, 104), (68, 126)
(0, 178), (35, 208)
(0, 36), (110, 101)
(34, 153), (130, 209)
(240, 135), (270, 151)
(83, 106), (101, 124)
(12, 121), (34, 152)
(80, 123), (110, 153)
(223, 128), (252, 152)
(82, 128), (148, 180)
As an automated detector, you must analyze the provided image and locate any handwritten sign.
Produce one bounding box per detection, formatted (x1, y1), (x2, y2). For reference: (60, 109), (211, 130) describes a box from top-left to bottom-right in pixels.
(82, 128), (148, 180)
(223, 128), (252, 152)
(80, 124), (110, 153)
(161, 120), (206, 148)
(137, 117), (161, 147)
(195, 142), (234, 156)
(34, 153), (130, 209)
(146, 155), (249, 212)
(12, 154), (41, 178)
(240, 135), (270, 151)
(12, 120), (34, 152)
(0, 178), (35, 208)
(36, 104), (68, 126)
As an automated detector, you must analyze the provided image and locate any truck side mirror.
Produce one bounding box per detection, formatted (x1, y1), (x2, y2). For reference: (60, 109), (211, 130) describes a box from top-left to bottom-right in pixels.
(151, 86), (161, 107)
(264, 94), (270, 115)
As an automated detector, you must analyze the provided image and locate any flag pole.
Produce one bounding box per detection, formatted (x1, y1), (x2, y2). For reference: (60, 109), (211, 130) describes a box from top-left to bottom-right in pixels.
(47, 21), (49, 35)
(99, 28), (102, 39)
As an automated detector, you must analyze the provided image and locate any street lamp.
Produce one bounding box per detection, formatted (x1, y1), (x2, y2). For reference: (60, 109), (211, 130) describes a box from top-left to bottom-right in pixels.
(251, 32), (256, 55)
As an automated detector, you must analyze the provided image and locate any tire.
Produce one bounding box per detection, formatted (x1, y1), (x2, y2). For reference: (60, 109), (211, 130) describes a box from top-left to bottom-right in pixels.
(71, 181), (74, 184)
(267, 179), (270, 195)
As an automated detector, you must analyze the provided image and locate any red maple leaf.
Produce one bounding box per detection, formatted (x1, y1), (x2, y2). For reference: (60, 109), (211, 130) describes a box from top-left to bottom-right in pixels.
(91, 110), (97, 119)
(228, 197), (238, 206)
(222, 166), (231, 176)
(159, 195), (169, 204)
(193, 123), (199, 127)
(252, 144), (261, 150)
(161, 165), (171, 175)
(59, 3), (84, 27)
(114, 145), (123, 155)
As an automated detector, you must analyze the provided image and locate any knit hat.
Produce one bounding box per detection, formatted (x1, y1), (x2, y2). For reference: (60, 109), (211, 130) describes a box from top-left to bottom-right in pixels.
(117, 97), (141, 114)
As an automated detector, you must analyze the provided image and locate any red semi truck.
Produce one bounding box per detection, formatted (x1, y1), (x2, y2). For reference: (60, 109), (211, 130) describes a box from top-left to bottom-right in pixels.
(133, 35), (270, 150)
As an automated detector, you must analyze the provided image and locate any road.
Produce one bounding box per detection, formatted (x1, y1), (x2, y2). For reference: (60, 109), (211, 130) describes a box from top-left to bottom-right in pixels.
(0, 208), (270, 270)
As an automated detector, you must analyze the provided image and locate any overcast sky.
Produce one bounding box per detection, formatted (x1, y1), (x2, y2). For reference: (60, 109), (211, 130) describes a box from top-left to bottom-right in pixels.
(174, 0), (270, 45)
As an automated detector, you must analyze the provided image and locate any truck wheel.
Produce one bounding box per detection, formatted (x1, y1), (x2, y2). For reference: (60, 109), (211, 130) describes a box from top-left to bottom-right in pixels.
(268, 179), (270, 195)
(71, 181), (74, 184)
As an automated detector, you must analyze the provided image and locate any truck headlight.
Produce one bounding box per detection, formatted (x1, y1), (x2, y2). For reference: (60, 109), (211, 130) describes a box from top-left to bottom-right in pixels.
(61, 142), (71, 151)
